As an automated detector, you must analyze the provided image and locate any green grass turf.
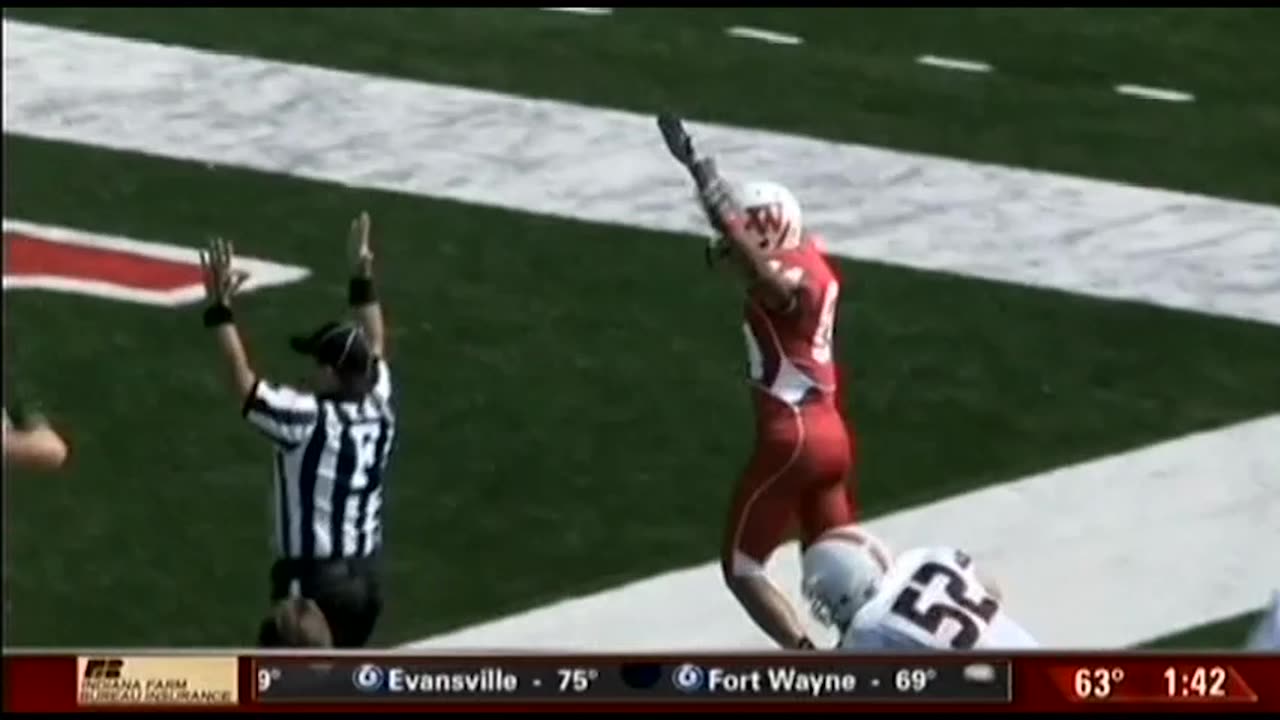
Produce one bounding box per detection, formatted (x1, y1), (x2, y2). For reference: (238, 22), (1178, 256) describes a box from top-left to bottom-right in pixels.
(1141, 612), (1264, 650)
(7, 8), (1280, 205)
(5, 135), (1280, 645)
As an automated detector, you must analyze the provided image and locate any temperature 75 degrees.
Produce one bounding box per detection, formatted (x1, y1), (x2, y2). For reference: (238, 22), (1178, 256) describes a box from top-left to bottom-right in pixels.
(557, 668), (600, 693)
(1074, 667), (1126, 700)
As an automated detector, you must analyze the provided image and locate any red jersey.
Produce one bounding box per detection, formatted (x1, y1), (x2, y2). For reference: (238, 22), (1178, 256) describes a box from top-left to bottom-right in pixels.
(742, 235), (841, 412)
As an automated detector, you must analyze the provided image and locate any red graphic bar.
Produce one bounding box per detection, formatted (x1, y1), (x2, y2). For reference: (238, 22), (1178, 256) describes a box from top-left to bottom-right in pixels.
(5, 654), (1278, 713)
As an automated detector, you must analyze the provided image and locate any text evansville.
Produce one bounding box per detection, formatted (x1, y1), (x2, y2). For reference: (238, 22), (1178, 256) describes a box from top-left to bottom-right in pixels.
(386, 667), (519, 694)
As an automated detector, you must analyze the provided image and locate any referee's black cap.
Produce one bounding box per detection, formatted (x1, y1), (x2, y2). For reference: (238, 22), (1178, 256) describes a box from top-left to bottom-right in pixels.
(289, 321), (374, 378)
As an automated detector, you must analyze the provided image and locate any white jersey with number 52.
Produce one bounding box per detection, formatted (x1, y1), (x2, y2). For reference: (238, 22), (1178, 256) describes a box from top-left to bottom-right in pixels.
(840, 546), (1039, 650)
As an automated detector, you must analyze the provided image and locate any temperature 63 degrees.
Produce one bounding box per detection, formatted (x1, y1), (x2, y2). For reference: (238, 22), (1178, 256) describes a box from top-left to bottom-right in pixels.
(1074, 667), (1126, 700)
(557, 668), (600, 693)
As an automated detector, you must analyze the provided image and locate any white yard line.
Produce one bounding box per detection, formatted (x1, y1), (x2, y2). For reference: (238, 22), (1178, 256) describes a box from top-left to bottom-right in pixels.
(4, 20), (1278, 327)
(406, 415), (1280, 650)
(541, 8), (613, 16)
(725, 26), (803, 46)
(916, 54), (993, 73)
(1114, 84), (1195, 103)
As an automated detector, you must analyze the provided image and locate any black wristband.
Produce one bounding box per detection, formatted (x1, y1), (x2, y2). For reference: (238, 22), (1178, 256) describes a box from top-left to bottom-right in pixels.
(203, 303), (234, 328)
(348, 276), (376, 305)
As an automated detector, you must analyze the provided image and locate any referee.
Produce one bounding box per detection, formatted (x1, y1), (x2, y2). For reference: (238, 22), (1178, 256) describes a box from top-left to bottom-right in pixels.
(200, 212), (396, 648)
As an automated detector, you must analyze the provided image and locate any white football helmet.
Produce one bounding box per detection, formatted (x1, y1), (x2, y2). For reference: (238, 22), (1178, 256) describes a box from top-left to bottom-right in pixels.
(736, 180), (803, 252)
(801, 527), (892, 631)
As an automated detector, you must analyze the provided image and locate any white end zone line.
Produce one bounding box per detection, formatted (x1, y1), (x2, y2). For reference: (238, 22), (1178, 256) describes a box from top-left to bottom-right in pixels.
(404, 415), (1280, 651)
(7, 20), (1274, 325)
(5, 20), (1277, 326)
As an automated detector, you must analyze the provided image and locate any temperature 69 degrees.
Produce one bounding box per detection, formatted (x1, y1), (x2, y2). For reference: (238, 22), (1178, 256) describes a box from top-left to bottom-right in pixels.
(1074, 667), (1126, 700)
(557, 668), (600, 693)
(895, 668), (938, 693)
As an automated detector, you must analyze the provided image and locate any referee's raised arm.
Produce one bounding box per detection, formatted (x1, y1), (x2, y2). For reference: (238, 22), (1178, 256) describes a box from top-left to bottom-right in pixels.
(347, 212), (386, 360)
(199, 237), (257, 403)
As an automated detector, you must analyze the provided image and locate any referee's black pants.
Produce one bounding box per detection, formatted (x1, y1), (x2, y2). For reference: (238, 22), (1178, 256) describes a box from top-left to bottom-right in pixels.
(263, 556), (383, 648)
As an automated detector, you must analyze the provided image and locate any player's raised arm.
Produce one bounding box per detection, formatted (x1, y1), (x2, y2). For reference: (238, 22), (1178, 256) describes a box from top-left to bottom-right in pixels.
(697, 172), (804, 313)
(346, 212), (386, 359)
(200, 237), (256, 402)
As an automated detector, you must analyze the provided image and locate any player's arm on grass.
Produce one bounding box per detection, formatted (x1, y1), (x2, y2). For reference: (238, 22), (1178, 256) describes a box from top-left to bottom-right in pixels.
(2, 408), (69, 471)
(698, 173), (803, 313)
(346, 212), (386, 359)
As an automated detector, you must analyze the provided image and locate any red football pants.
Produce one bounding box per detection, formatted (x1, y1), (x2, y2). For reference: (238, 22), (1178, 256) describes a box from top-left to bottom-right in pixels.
(723, 399), (858, 568)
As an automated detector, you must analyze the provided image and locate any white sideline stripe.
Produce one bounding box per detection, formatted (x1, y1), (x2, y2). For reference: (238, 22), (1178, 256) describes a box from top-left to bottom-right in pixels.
(916, 54), (993, 73)
(725, 26), (804, 46)
(406, 415), (1280, 650)
(4, 20), (1278, 327)
(1115, 84), (1195, 103)
(2, 217), (310, 305)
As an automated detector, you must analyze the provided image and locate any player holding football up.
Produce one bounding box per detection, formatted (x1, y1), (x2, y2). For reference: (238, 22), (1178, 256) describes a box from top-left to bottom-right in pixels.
(694, 167), (863, 651)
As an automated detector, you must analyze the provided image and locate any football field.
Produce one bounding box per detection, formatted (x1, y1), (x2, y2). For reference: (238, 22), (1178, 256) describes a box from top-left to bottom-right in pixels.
(3, 9), (1278, 650)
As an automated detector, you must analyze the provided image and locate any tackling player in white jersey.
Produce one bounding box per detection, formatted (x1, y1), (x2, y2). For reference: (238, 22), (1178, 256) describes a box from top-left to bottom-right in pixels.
(802, 530), (1039, 650)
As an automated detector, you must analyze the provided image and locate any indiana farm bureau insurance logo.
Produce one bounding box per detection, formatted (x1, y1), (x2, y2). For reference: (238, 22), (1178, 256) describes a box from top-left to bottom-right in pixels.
(77, 656), (239, 706)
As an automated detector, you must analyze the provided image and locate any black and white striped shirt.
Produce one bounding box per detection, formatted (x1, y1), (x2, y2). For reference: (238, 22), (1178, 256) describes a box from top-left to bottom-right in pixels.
(242, 359), (397, 560)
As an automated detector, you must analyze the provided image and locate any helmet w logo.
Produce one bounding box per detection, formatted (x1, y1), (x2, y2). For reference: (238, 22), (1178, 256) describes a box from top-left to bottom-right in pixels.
(743, 203), (791, 249)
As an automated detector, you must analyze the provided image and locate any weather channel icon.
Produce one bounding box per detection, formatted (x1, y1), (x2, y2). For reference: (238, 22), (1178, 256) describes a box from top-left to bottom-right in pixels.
(963, 663), (997, 684)
(671, 663), (706, 693)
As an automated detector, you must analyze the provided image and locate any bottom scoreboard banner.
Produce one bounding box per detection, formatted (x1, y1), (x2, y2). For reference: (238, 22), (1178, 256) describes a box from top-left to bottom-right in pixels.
(4, 653), (1278, 712)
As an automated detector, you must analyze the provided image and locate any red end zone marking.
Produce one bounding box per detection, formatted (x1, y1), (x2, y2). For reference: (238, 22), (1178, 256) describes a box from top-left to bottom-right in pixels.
(5, 231), (201, 291)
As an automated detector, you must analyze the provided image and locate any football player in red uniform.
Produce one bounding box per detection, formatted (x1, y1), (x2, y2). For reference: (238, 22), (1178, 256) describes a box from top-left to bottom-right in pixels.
(699, 173), (862, 650)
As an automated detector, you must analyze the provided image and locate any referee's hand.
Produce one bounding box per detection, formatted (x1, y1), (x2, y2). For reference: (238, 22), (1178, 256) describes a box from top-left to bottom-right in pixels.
(199, 237), (249, 307)
(347, 212), (374, 279)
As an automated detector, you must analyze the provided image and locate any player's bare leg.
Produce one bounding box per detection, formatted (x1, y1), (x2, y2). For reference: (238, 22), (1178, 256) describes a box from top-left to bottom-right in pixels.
(722, 478), (815, 649)
(722, 551), (811, 649)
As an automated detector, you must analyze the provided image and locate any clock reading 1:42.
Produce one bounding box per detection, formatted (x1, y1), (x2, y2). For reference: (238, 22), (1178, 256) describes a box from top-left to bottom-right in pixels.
(1164, 666), (1227, 698)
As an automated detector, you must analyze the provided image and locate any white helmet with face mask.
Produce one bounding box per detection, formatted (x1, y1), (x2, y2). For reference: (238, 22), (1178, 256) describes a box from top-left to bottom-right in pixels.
(801, 527), (892, 632)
